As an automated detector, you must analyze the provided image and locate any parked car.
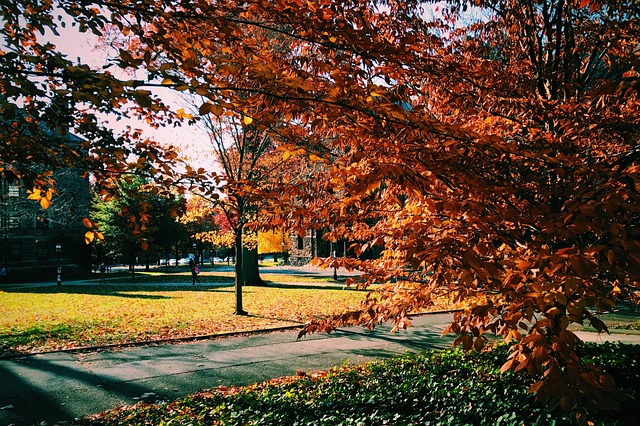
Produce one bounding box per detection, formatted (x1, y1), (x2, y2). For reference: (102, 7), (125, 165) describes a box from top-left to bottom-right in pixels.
(178, 258), (190, 265)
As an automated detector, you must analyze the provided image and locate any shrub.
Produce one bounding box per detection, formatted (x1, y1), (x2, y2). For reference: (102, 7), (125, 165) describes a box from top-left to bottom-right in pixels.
(74, 343), (640, 426)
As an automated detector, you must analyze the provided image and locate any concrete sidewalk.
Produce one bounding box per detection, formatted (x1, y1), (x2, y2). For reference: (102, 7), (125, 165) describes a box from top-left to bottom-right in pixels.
(0, 313), (452, 426)
(2, 313), (640, 426)
(0, 264), (360, 290)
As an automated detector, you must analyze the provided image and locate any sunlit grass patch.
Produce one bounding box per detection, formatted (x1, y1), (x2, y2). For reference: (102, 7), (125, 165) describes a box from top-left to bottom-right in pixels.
(0, 285), (367, 355)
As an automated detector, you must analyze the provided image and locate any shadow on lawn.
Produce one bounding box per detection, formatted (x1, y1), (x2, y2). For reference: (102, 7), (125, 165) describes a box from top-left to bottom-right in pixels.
(1, 285), (234, 298)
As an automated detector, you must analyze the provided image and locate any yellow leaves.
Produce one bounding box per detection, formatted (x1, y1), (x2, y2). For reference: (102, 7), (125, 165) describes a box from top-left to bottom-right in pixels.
(243, 115), (253, 125)
(84, 231), (100, 244)
(280, 146), (309, 161)
(176, 108), (193, 120)
(27, 187), (54, 209)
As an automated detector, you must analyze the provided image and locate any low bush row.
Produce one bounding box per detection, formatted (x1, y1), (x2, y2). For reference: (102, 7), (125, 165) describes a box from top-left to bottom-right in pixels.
(74, 342), (640, 426)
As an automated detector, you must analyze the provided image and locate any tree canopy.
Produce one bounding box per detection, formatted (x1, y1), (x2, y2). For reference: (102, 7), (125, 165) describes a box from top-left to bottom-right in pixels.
(2, 0), (639, 420)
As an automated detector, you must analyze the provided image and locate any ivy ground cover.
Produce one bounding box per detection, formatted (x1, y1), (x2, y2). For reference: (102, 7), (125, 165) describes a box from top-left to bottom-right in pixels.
(67, 343), (640, 426)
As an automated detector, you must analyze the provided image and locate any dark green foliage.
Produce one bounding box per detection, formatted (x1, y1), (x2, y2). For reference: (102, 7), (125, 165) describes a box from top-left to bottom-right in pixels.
(91, 176), (187, 264)
(69, 343), (640, 426)
(576, 342), (640, 425)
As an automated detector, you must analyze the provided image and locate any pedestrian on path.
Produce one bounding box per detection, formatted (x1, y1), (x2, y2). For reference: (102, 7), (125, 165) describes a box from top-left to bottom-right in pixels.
(99, 262), (106, 284)
(189, 255), (201, 285)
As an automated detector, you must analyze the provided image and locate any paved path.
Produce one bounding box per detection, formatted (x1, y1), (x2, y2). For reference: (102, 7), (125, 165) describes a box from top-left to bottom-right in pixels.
(0, 313), (452, 426)
(2, 313), (640, 426)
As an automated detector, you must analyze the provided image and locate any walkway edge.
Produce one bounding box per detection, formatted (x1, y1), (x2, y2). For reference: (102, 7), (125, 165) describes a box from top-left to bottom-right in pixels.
(0, 310), (460, 360)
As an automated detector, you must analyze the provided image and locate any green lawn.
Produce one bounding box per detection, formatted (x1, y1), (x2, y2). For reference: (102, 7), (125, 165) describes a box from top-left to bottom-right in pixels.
(0, 280), (367, 356)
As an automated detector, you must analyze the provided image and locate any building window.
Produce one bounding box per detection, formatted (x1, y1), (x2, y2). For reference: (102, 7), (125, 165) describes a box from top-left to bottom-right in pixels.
(8, 242), (20, 261)
(36, 241), (49, 260)
(8, 216), (20, 229)
(8, 185), (20, 197)
(297, 236), (304, 250)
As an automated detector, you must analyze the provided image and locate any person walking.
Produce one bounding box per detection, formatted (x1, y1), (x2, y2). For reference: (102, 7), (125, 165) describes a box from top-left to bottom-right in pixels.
(99, 262), (106, 284)
(189, 255), (201, 285)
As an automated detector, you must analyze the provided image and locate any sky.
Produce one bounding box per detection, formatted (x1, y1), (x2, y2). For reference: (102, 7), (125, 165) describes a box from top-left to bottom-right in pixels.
(43, 20), (214, 169)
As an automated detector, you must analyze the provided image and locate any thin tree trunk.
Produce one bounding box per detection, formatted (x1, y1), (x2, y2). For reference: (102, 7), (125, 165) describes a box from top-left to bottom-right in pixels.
(234, 226), (248, 315)
(129, 253), (135, 281)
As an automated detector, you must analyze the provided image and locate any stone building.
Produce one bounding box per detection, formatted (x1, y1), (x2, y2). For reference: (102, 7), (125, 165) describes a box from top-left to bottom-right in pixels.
(0, 135), (91, 284)
(287, 228), (349, 266)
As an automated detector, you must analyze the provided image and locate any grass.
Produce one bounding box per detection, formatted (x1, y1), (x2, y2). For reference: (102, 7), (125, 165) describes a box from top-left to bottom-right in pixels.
(0, 282), (367, 355)
(0, 266), (460, 356)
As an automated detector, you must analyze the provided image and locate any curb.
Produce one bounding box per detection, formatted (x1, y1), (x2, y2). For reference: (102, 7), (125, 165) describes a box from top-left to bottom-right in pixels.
(0, 310), (462, 361)
(0, 324), (305, 360)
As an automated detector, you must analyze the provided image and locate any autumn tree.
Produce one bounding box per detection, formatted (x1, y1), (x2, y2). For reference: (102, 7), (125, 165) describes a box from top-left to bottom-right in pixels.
(299, 0), (640, 419)
(3, 0), (640, 419)
(178, 195), (222, 263)
(258, 230), (289, 261)
(92, 176), (185, 275)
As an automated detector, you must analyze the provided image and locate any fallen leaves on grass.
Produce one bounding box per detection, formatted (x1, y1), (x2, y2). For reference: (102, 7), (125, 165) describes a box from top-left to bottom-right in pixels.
(0, 285), (367, 355)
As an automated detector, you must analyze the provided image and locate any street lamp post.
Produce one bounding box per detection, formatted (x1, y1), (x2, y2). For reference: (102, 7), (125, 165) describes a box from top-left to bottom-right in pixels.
(56, 243), (62, 286)
(332, 250), (337, 281)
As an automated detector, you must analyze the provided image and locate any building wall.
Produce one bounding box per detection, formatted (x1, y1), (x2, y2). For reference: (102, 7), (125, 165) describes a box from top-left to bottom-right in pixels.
(288, 229), (349, 266)
(0, 167), (91, 283)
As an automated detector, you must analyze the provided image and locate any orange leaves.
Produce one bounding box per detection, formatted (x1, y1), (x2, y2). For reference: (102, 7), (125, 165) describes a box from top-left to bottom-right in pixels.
(199, 102), (223, 116)
(83, 218), (104, 245)
(175, 108), (193, 120)
(579, 0), (602, 12)
(26, 187), (54, 209)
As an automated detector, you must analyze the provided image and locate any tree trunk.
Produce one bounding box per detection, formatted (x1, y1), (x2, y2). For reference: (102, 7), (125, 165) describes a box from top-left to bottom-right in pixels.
(129, 253), (135, 281)
(234, 226), (248, 315)
(243, 246), (266, 286)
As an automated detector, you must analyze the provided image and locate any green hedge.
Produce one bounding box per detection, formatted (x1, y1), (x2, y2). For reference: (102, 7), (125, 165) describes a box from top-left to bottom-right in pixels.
(74, 342), (640, 426)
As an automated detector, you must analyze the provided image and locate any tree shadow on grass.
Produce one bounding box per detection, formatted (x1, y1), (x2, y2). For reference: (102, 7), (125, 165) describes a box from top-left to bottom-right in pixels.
(1, 284), (234, 298)
(261, 282), (352, 290)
